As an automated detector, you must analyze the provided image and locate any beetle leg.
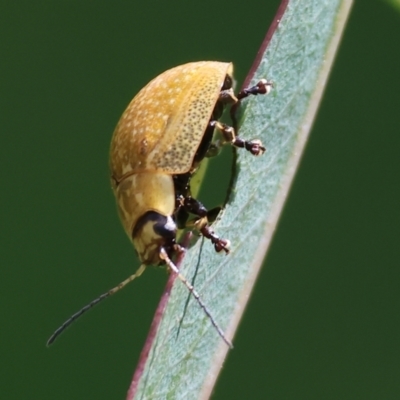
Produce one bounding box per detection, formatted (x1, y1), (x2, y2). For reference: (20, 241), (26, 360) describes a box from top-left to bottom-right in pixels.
(236, 79), (274, 100)
(210, 121), (266, 156)
(205, 206), (222, 224)
(181, 196), (229, 254)
(182, 196), (207, 218)
(199, 223), (231, 254)
(230, 79), (274, 131)
(175, 195), (190, 229)
(181, 197), (221, 225)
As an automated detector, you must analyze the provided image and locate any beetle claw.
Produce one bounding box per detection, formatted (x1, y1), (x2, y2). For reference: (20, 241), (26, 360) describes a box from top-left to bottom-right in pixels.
(215, 239), (230, 254)
(245, 139), (266, 156)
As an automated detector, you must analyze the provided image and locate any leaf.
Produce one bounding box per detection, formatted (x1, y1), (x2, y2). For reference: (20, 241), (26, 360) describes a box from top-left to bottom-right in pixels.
(128, 0), (353, 398)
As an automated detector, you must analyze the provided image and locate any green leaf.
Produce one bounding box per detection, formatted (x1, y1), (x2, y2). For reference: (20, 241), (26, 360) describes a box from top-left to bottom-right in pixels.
(129, 0), (353, 398)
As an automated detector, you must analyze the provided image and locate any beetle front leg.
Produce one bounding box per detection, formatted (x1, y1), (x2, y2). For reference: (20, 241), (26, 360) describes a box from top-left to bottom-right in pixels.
(198, 223), (230, 254)
(181, 196), (230, 254)
(210, 121), (265, 156)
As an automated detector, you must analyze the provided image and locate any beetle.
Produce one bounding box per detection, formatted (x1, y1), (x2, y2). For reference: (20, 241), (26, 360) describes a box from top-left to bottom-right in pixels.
(47, 61), (273, 348)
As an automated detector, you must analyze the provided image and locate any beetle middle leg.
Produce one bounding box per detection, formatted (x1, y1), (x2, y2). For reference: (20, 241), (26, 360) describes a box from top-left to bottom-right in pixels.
(209, 120), (266, 156)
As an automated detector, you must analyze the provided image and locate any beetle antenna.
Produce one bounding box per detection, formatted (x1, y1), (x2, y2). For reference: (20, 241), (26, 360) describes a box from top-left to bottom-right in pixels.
(47, 264), (146, 346)
(159, 248), (233, 348)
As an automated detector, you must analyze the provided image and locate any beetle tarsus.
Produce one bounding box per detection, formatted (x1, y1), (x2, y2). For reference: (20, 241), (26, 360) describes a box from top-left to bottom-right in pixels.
(233, 137), (266, 156)
(230, 78), (273, 130)
(211, 121), (266, 156)
(177, 195), (229, 253)
(200, 224), (230, 254)
(236, 79), (274, 100)
(246, 139), (265, 156)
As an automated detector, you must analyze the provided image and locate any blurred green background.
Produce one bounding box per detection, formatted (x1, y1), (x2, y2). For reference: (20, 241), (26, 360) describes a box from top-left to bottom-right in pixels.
(2, 1), (400, 399)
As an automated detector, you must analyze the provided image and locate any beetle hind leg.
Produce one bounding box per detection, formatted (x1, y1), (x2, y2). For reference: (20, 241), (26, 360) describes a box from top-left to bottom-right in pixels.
(236, 79), (274, 100)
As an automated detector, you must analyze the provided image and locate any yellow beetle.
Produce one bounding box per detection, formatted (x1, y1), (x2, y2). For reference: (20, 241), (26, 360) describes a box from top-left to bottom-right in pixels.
(47, 61), (272, 348)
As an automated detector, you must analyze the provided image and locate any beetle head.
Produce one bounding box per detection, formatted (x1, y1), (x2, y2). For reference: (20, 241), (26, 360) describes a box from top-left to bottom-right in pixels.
(132, 211), (177, 265)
